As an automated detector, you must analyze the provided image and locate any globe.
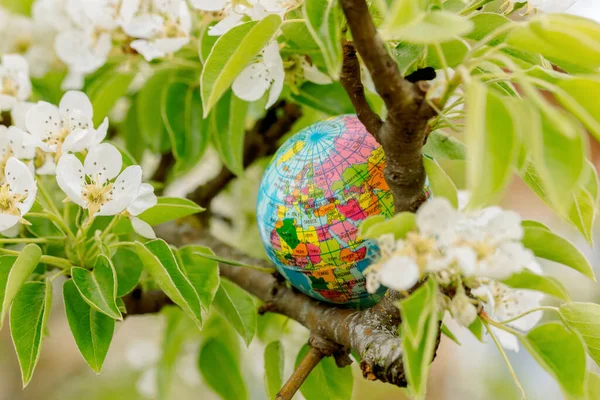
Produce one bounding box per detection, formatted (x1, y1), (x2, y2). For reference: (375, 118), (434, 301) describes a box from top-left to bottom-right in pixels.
(256, 115), (431, 309)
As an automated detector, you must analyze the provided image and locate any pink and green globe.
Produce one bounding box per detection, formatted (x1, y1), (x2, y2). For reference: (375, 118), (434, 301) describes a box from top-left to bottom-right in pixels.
(256, 115), (431, 309)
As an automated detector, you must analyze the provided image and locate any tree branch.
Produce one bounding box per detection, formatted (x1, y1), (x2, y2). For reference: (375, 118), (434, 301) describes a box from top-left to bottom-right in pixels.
(277, 345), (325, 400)
(146, 226), (409, 387)
(340, 0), (436, 213)
(340, 42), (383, 137)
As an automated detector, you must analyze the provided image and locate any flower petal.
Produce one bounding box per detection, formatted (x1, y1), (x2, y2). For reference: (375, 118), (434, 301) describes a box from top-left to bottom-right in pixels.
(60, 91), (93, 119)
(0, 214), (20, 232)
(127, 183), (157, 216)
(130, 39), (166, 62)
(302, 61), (332, 85)
(416, 197), (458, 244)
(10, 101), (34, 129)
(154, 38), (190, 55)
(493, 327), (520, 352)
(97, 165), (142, 216)
(25, 101), (61, 140)
(208, 13), (244, 36)
(5, 157), (37, 215)
(232, 62), (271, 102)
(122, 14), (164, 39)
(7, 127), (36, 159)
(378, 255), (420, 291)
(56, 154), (86, 207)
(84, 143), (123, 184)
(131, 216), (156, 239)
(189, 0), (228, 11)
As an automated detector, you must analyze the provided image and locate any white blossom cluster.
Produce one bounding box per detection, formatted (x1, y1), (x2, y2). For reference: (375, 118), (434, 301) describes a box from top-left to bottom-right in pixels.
(365, 198), (544, 351)
(191, 0), (333, 108)
(0, 54), (157, 238)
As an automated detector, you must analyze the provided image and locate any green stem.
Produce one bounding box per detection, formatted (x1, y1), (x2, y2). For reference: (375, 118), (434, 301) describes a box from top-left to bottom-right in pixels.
(109, 241), (137, 249)
(498, 306), (559, 325)
(37, 179), (61, 216)
(100, 216), (121, 241)
(28, 212), (75, 242)
(0, 238), (49, 244)
(459, 0), (495, 15)
(482, 319), (527, 399)
(0, 248), (73, 270)
(483, 315), (523, 337)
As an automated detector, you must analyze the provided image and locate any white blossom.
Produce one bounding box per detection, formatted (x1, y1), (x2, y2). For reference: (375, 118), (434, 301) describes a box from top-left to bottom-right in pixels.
(56, 143), (142, 216)
(232, 41), (284, 108)
(366, 254), (420, 294)
(25, 91), (108, 158)
(472, 278), (544, 352)
(450, 292), (478, 327)
(128, 183), (158, 239)
(0, 157), (37, 231)
(124, 0), (192, 62)
(302, 60), (332, 85)
(0, 55), (32, 111)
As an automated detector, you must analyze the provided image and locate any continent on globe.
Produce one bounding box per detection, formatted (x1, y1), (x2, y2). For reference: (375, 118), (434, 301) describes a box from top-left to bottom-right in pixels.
(256, 115), (431, 309)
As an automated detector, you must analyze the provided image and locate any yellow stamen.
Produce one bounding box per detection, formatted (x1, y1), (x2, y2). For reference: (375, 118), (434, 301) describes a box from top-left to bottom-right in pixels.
(82, 182), (113, 216)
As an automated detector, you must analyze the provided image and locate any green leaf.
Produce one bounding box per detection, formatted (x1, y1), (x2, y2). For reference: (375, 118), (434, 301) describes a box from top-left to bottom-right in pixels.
(384, 11), (474, 44)
(112, 248), (143, 297)
(426, 39), (469, 69)
(303, 0), (342, 78)
(423, 131), (466, 160)
(135, 239), (203, 329)
(89, 69), (135, 126)
(10, 280), (51, 386)
(161, 78), (189, 169)
(521, 161), (598, 244)
(210, 90), (248, 176)
(522, 322), (587, 399)
(176, 245), (220, 309)
(559, 302), (600, 368)
(138, 197), (204, 226)
(507, 14), (600, 72)
(468, 316), (485, 342)
(393, 42), (425, 76)
(295, 344), (353, 400)
(360, 212), (416, 240)
(423, 156), (458, 208)
(280, 20), (320, 51)
(466, 13), (511, 42)
(441, 323), (461, 345)
(177, 86), (209, 176)
(137, 69), (173, 153)
(157, 307), (192, 400)
(198, 22), (219, 64)
(199, 337), (248, 400)
(201, 15), (282, 115)
(63, 279), (114, 374)
(191, 251), (256, 268)
(587, 372), (600, 399)
(556, 77), (600, 143)
(71, 255), (122, 320)
(522, 226), (595, 281)
(398, 279), (439, 399)
(264, 341), (284, 400)
(290, 81), (354, 115)
(502, 270), (571, 301)
(0, 244), (42, 330)
(213, 279), (257, 346)
(464, 82), (518, 208)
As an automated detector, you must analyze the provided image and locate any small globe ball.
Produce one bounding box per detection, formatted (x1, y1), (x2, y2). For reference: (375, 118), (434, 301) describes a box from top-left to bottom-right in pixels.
(256, 115), (430, 309)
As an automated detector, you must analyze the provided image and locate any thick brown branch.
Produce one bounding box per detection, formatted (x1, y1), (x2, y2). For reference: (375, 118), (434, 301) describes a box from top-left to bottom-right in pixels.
(151, 227), (409, 387)
(340, 42), (383, 138)
(340, 0), (436, 213)
(122, 288), (173, 315)
(277, 345), (325, 400)
(190, 101), (302, 209)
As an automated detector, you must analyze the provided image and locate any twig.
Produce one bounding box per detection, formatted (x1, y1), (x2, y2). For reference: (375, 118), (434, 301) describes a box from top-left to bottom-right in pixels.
(276, 346), (325, 400)
(339, 42), (383, 138)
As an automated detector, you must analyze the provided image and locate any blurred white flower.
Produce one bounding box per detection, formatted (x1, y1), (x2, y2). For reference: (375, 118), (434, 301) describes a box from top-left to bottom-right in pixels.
(527, 0), (577, 12)
(128, 183), (158, 239)
(450, 292), (478, 327)
(124, 0), (192, 62)
(0, 157), (37, 231)
(55, 29), (113, 90)
(232, 41), (284, 108)
(472, 278), (544, 352)
(126, 339), (161, 369)
(302, 60), (332, 85)
(56, 143), (143, 216)
(25, 91), (108, 157)
(366, 254), (420, 293)
(0, 55), (32, 111)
